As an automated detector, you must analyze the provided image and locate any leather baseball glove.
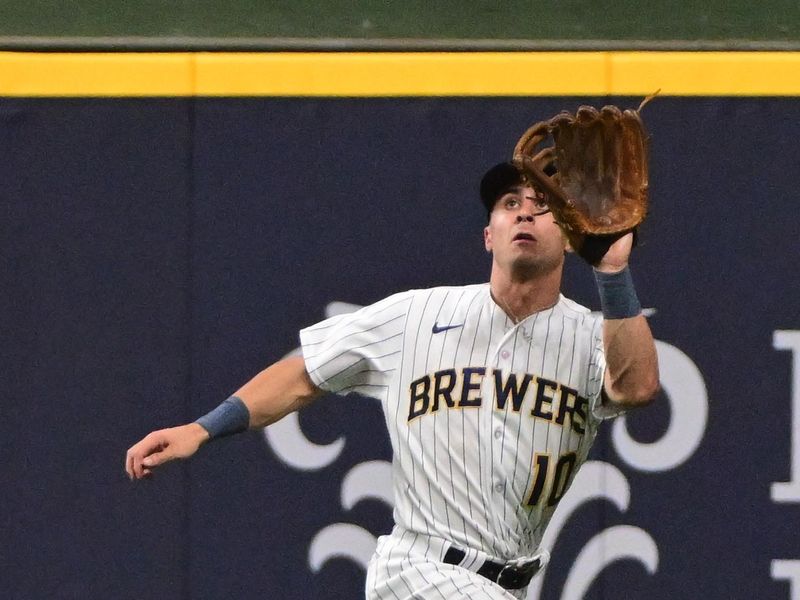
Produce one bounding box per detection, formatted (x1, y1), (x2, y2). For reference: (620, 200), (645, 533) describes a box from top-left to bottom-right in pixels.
(512, 96), (654, 262)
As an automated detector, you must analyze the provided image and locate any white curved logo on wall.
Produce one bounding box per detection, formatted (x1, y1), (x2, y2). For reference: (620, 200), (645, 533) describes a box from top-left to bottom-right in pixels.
(263, 302), (709, 596)
(525, 462), (659, 600)
(264, 301), (361, 471)
(308, 460), (394, 571)
(611, 341), (709, 473)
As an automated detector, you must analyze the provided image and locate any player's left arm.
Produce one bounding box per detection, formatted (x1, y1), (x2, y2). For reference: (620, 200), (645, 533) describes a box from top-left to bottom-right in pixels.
(595, 232), (660, 409)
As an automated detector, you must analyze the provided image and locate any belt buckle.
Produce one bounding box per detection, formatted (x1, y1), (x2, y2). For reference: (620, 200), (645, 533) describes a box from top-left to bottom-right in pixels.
(497, 556), (542, 590)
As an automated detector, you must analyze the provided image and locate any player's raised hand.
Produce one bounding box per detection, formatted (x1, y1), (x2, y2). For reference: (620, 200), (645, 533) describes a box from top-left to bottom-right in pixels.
(594, 231), (635, 273)
(566, 230), (635, 270)
(125, 423), (209, 480)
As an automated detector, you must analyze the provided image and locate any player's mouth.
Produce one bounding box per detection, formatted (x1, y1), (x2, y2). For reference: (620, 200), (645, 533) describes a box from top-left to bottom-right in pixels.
(513, 232), (536, 244)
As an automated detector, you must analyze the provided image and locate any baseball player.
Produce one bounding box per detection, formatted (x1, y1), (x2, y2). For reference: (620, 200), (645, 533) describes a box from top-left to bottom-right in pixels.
(126, 162), (659, 599)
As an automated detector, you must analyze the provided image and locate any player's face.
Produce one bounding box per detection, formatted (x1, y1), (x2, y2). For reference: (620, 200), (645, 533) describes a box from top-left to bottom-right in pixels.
(483, 185), (567, 275)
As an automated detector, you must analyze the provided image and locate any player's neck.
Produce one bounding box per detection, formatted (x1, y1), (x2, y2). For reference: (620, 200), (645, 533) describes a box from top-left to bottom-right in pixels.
(489, 265), (562, 324)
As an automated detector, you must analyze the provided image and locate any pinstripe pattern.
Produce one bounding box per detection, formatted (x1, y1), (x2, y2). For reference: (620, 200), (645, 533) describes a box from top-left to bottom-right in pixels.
(366, 529), (524, 600)
(300, 284), (611, 598)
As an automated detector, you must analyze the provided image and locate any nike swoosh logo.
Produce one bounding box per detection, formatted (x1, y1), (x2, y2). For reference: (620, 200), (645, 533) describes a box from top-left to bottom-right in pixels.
(432, 322), (464, 334)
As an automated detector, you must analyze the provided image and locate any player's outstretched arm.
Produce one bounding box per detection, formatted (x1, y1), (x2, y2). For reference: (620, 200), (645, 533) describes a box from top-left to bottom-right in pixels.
(593, 233), (660, 409)
(125, 356), (322, 480)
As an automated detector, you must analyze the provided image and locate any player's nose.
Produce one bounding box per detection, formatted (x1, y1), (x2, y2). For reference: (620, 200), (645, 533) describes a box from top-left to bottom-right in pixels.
(516, 214), (534, 223)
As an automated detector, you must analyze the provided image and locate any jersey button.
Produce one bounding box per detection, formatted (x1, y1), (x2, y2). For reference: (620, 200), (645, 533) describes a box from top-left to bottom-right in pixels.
(494, 482), (505, 494)
(501, 350), (510, 359)
(493, 428), (502, 439)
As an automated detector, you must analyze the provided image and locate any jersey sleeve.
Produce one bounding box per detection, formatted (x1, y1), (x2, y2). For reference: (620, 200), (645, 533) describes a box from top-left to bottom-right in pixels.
(299, 291), (413, 399)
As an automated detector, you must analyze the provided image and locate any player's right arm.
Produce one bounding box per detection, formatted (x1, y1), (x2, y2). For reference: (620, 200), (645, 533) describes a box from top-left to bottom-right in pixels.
(125, 355), (322, 480)
(592, 233), (659, 410)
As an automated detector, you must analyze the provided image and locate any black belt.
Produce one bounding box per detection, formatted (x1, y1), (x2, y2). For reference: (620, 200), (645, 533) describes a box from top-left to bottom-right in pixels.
(442, 546), (543, 590)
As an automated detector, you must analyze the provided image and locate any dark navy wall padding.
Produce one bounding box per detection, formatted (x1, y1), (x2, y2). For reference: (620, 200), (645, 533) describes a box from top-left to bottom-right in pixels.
(1, 99), (194, 599)
(2, 96), (799, 599)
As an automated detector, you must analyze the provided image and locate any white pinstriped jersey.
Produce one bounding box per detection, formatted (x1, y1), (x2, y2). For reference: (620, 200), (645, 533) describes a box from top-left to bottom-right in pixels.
(300, 283), (613, 596)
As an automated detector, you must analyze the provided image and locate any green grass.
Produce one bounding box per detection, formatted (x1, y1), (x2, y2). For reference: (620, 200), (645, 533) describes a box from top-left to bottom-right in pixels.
(0, 0), (797, 41)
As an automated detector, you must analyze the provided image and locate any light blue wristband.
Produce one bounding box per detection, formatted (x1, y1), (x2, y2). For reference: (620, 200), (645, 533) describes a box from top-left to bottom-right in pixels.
(594, 266), (642, 319)
(195, 395), (250, 439)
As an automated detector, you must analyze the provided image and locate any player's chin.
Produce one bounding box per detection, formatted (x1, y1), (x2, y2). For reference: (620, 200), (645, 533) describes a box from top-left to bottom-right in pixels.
(511, 253), (561, 275)
(508, 241), (539, 259)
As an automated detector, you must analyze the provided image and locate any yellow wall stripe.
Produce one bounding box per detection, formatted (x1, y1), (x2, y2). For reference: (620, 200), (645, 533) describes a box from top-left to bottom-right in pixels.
(195, 52), (609, 96)
(0, 53), (195, 96)
(612, 52), (800, 96)
(1, 51), (798, 97)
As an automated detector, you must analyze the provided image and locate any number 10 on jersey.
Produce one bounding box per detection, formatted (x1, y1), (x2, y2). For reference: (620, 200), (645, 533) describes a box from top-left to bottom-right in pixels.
(526, 451), (578, 507)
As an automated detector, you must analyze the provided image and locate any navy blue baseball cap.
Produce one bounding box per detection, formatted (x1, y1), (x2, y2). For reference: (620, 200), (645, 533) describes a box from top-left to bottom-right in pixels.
(479, 162), (524, 216)
(479, 161), (558, 217)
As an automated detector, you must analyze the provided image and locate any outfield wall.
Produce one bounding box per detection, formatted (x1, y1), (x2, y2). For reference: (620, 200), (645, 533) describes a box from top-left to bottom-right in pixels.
(2, 52), (799, 599)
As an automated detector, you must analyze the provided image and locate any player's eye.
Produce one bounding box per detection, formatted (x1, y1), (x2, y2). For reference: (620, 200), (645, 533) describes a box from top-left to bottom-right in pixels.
(531, 189), (549, 211)
(503, 196), (520, 208)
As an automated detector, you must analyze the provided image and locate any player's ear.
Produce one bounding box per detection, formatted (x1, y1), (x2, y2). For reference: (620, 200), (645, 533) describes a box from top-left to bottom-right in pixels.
(484, 225), (493, 252)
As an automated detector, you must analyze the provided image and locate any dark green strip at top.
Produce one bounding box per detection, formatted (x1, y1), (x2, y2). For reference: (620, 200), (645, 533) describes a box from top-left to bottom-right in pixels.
(0, 0), (798, 44)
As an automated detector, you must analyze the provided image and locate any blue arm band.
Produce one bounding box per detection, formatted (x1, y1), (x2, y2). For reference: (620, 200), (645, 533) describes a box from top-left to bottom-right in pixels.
(594, 266), (642, 320)
(195, 395), (250, 439)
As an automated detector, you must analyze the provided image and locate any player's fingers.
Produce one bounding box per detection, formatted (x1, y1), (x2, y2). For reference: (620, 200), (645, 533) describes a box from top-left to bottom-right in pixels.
(125, 451), (135, 480)
(127, 446), (150, 480)
(141, 448), (173, 470)
(132, 452), (157, 479)
(126, 432), (171, 479)
(131, 451), (145, 480)
(126, 444), (148, 480)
